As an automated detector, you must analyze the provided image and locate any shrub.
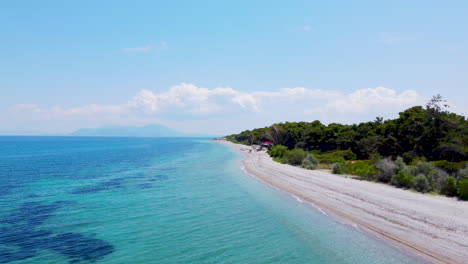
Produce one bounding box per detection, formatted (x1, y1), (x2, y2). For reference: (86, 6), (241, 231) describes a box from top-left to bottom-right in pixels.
(316, 150), (357, 164)
(432, 160), (467, 174)
(413, 174), (429, 193)
(402, 161), (438, 190)
(269, 145), (288, 158)
(332, 162), (345, 175)
(441, 177), (457, 196)
(294, 141), (306, 149)
(457, 165), (468, 180)
(429, 169), (449, 192)
(337, 149), (357, 160)
(395, 156), (406, 173)
(370, 153), (383, 163)
(376, 158), (396, 182)
(301, 154), (319, 170)
(412, 161), (437, 176)
(408, 156), (427, 166)
(401, 151), (418, 163)
(457, 179), (468, 200)
(345, 161), (377, 180)
(284, 149), (308, 165)
(391, 171), (414, 188)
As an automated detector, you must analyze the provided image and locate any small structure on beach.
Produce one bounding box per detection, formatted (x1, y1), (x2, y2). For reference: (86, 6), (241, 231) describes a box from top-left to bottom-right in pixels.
(260, 141), (273, 150)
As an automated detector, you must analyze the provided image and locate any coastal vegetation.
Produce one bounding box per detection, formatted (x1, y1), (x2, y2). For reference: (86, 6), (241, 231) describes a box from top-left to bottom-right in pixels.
(226, 95), (468, 200)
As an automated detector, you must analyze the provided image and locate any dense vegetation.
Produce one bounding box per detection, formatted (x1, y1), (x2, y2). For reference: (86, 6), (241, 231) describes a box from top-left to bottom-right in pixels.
(226, 95), (468, 200)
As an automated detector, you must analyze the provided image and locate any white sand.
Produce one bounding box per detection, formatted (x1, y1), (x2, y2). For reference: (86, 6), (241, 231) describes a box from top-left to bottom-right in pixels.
(220, 140), (468, 264)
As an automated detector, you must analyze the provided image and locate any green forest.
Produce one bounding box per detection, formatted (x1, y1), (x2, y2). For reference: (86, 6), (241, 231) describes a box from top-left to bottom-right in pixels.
(226, 95), (468, 200)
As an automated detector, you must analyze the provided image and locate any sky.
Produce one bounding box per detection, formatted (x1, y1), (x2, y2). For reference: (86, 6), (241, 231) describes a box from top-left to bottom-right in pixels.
(1, 0), (467, 135)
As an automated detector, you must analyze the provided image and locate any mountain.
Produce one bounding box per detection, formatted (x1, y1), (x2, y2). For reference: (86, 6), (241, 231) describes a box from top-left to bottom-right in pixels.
(69, 124), (214, 137)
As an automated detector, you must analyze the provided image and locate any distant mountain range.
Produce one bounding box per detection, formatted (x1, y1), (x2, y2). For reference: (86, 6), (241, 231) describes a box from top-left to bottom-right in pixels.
(69, 124), (215, 138)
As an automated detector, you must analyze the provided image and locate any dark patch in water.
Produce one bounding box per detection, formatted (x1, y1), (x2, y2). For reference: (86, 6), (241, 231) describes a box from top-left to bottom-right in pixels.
(0, 249), (37, 263)
(0, 201), (69, 226)
(0, 201), (114, 263)
(137, 183), (153, 189)
(0, 183), (17, 197)
(157, 167), (176, 171)
(153, 175), (168, 181)
(71, 178), (124, 195)
(43, 233), (114, 263)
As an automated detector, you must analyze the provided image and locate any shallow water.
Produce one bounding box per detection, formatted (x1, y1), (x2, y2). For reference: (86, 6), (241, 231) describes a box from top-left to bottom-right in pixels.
(0, 137), (425, 263)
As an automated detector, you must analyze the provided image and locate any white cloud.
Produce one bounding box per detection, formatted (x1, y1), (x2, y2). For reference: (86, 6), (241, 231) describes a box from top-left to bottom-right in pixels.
(313, 87), (421, 113)
(123, 41), (168, 52)
(304, 87), (425, 123)
(5, 84), (428, 134)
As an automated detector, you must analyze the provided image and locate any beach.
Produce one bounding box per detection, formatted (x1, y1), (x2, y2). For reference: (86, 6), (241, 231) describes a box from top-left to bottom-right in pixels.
(220, 140), (468, 264)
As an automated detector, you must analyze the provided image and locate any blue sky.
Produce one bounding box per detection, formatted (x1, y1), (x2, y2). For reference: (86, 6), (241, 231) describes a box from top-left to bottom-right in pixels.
(1, 0), (467, 135)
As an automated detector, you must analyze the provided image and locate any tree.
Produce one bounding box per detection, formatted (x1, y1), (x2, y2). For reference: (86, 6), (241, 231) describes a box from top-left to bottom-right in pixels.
(426, 94), (449, 114)
(374, 117), (384, 125)
(357, 136), (382, 158)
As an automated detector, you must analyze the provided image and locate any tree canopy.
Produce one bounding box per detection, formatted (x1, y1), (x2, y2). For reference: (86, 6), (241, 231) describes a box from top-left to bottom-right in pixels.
(226, 96), (467, 162)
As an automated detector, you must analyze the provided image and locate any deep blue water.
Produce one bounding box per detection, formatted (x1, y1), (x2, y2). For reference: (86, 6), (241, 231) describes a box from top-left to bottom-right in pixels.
(0, 137), (424, 263)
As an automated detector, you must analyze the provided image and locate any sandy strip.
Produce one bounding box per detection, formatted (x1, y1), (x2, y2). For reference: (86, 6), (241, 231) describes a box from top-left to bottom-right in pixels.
(219, 140), (468, 264)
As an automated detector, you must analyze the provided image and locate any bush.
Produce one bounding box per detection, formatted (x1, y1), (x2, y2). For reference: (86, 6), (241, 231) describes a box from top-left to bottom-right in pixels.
(395, 156), (406, 173)
(414, 174), (429, 193)
(294, 141), (306, 149)
(284, 149), (308, 165)
(408, 156), (427, 166)
(301, 154), (319, 170)
(457, 165), (468, 180)
(412, 161), (437, 176)
(391, 171), (414, 188)
(316, 149), (357, 164)
(429, 169), (449, 192)
(336, 149), (357, 160)
(345, 161), (377, 180)
(401, 151), (418, 163)
(441, 177), (457, 196)
(457, 179), (468, 200)
(432, 160), (467, 174)
(376, 158), (396, 182)
(269, 145), (288, 158)
(332, 162), (346, 175)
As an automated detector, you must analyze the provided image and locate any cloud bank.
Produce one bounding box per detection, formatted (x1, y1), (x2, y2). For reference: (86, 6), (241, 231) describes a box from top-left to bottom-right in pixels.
(4, 84), (427, 134)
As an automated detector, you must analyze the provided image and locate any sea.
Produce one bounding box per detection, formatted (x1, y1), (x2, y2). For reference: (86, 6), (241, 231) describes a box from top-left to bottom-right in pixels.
(0, 136), (426, 264)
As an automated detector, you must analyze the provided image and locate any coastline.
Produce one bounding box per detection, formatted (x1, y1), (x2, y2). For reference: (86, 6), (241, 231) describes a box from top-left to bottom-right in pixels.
(218, 140), (468, 264)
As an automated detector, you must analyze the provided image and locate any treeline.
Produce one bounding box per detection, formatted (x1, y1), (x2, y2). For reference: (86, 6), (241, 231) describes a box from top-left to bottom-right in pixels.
(225, 95), (468, 200)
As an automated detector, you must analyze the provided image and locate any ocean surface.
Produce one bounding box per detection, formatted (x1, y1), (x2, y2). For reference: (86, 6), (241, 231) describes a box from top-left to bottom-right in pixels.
(0, 137), (425, 264)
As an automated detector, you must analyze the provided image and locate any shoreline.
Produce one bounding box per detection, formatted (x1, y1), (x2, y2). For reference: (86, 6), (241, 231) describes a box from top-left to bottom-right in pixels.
(218, 140), (468, 264)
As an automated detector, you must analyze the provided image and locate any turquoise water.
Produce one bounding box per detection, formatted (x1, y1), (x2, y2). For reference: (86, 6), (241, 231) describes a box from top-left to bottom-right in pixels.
(0, 137), (425, 264)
